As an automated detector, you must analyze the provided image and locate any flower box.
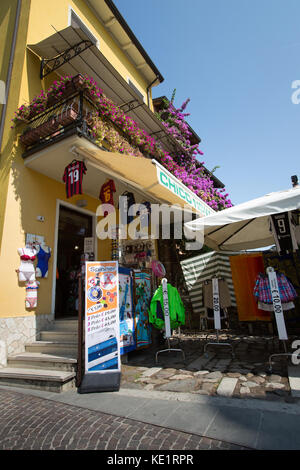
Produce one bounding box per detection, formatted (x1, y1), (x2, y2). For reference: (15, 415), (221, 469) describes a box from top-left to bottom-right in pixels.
(47, 74), (85, 107)
(20, 106), (79, 147)
(56, 107), (78, 127)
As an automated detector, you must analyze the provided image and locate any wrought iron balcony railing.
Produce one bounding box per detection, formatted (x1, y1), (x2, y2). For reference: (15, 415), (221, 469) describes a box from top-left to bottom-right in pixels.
(20, 89), (102, 158)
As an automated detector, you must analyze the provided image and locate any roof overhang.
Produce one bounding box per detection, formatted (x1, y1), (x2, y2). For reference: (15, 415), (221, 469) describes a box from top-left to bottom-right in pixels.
(23, 135), (215, 218)
(86, 0), (164, 86)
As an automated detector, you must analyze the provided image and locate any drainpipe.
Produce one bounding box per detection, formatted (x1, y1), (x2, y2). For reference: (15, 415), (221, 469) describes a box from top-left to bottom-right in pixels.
(147, 76), (160, 108)
(0, 0), (22, 153)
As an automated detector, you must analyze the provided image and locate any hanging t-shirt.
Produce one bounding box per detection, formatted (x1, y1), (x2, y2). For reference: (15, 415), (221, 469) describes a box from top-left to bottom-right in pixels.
(63, 160), (87, 198)
(270, 212), (298, 254)
(99, 179), (116, 217)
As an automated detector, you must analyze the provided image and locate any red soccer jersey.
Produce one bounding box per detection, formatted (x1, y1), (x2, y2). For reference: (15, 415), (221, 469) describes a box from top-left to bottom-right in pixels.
(63, 160), (87, 198)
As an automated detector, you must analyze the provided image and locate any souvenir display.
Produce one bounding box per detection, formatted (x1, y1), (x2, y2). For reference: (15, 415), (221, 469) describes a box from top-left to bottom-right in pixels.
(120, 239), (156, 269)
(134, 271), (152, 349)
(149, 282), (185, 330)
(253, 271), (297, 311)
(119, 267), (135, 354)
(17, 246), (37, 282)
(99, 179), (116, 216)
(151, 260), (166, 278)
(63, 159), (87, 198)
(25, 280), (40, 309)
(35, 245), (51, 278)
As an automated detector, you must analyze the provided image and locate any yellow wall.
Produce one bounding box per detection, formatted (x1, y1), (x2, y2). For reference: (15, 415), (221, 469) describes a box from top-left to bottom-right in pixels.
(0, 152), (111, 318)
(0, 0), (156, 319)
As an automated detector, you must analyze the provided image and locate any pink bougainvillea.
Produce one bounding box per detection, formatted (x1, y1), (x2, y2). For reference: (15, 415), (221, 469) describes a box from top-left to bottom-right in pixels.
(13, 74), (232, 210)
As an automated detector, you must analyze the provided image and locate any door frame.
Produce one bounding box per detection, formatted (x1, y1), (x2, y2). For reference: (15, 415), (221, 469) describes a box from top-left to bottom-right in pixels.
(51, 199), (98, 316)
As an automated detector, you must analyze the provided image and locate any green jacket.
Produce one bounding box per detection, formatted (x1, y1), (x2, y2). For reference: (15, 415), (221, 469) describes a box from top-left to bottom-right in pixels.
(149, 283), (185, 330)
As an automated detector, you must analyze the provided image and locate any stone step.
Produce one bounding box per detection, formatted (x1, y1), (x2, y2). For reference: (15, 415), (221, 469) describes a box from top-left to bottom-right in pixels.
(25, 341), (77, 356)
(39, 330), (78, 342)
(7, 352), (77, 372)
(0, 367), (76, 393)
(53, 319), (79, 331)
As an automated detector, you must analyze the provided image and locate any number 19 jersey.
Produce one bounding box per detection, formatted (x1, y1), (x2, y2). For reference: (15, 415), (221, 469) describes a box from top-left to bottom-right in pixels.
(63, 160), (87, 198)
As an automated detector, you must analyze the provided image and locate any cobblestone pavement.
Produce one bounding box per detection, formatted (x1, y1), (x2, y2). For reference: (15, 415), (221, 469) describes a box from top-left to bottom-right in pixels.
(0, 389), (249, 451)
(121, 332), (298, 402)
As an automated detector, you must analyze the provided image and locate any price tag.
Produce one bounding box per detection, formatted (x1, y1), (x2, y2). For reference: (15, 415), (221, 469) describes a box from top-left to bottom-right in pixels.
(212, 277), (221, 330)
(267, 269), (288, 340)
(162, 278), (171, 338)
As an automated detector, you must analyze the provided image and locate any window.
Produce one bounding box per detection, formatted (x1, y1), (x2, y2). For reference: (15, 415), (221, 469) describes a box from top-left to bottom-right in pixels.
(128, 79), (144, 102)
(70, 9), (98, 47)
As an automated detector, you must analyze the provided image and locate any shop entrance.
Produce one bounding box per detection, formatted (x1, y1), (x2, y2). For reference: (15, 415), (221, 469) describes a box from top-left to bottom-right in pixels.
(55, 204), (93, 318)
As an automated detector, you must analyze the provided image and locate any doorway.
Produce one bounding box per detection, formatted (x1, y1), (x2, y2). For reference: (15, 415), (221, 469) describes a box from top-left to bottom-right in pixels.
(55, 204), (94, 318)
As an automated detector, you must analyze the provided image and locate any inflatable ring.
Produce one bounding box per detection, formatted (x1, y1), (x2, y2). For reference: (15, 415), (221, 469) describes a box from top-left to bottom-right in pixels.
(151, 260), (166, 277)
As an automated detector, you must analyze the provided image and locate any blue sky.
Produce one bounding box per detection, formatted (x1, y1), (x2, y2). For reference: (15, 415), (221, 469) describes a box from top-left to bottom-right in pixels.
(114, 0), (300, 205)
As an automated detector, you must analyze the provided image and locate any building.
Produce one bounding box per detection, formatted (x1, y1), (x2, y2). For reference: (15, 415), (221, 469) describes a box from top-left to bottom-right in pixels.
(0, 0), (220, 390)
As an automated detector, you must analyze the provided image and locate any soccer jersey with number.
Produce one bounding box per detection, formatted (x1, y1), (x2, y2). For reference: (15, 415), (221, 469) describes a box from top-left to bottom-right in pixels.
(63, 160), (87, 198)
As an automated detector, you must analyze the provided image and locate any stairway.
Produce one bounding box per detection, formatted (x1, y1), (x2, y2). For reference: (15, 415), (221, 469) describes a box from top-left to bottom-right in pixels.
(0, 319), (79, 393)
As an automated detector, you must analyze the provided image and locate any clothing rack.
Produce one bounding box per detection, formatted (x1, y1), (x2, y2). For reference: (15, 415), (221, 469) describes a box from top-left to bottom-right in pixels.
(203, 276), (234, 358)
(155, 278), (185, 363)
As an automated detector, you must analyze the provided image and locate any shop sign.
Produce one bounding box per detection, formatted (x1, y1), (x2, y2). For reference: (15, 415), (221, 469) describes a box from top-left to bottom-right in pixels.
(156, 165), (215, 217)
(84, 261), (120, 373)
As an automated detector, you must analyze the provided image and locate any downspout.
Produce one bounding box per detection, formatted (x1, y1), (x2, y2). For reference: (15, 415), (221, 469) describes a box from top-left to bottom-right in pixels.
(0, 0), (22, 153)
(147, 76), (160, 108)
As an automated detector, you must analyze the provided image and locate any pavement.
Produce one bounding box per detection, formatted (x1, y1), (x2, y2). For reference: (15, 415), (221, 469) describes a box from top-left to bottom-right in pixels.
(1, 331), (300, 451)
(1, 381), (300, 450)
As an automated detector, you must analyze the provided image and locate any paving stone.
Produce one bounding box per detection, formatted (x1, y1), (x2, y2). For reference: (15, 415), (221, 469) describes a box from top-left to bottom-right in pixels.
(169, 374), (194, 380)
(240, 386), (250, 395)
(201, 382), (216, 394)
(288, 366), (300, 397)
(239, 376), (247, 382)
(265, 382), (285, 389)
(156, 379), (198, 393)
(141, 367), (162, 377)
(269, 375), (282, 383)
(217, 377), (238, 397)
(191, 389), (210, 395)
(244, 381), (259, 388)
(227, 372), (241, 378)
(194, 370), (210, 376)
(205, 371), (223, 380)
(251, 376), (266, 384)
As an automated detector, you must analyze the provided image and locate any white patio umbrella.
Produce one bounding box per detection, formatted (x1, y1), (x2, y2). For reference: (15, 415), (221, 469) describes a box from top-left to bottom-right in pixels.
(185, 187), (300, 252)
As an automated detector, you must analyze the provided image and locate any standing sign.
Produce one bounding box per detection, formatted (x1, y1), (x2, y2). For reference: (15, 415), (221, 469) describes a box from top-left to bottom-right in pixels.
(212, 277), (221, 330)
(266, 267), (288, 341)
(85, 261), (120, 373)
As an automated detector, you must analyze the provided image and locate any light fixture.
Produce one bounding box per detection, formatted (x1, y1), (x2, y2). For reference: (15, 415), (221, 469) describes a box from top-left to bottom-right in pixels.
(74, 245), (79, 250)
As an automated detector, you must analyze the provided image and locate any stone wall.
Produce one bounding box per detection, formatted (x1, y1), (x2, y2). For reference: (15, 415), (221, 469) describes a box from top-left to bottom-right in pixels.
(0, 314), (53, 367)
